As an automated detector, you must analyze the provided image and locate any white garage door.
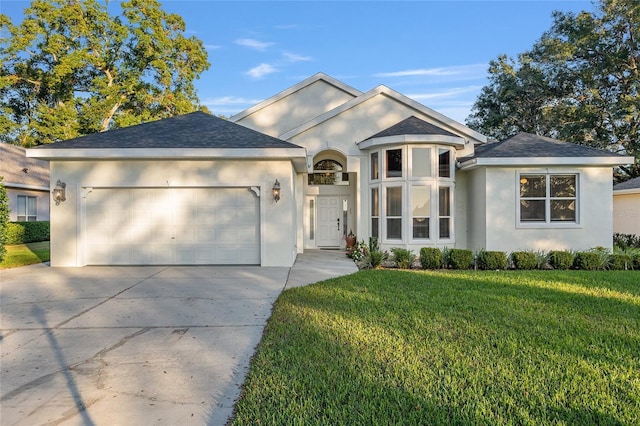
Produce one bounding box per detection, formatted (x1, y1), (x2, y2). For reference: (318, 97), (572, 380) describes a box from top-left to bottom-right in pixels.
(85, 187), (260, 265)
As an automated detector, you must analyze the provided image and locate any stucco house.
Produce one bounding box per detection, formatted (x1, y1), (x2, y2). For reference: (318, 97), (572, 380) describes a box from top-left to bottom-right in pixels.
(0, 143), (50, 222)
(613, 177), (640, 235)
(27, 73), (634, 267)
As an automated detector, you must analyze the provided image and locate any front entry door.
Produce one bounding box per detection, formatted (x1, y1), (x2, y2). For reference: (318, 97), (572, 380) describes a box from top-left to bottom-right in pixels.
(316, 196), (342, 247)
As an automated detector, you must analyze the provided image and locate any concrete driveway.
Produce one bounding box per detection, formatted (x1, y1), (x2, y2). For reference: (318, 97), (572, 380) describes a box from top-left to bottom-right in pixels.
(0, 264), (291, 425)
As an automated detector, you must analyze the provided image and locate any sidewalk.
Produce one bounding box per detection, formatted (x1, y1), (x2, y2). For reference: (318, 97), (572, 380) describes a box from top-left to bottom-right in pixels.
(285, 249), (359, 289)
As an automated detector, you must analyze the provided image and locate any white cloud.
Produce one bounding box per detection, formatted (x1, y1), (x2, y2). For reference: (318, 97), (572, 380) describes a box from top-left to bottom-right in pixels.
(407, 86), (483, 101)
(246, 63), (278, 79)
(283, 51), (312, 62)
(235, 38), (274, 51)
(204, 44), (222, 51)
(202, 96), (264, 106)
(374, 64), (487, 78)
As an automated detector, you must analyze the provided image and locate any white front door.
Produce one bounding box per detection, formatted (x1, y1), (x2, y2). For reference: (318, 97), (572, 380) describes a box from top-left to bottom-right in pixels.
(316, 196), (342, 247)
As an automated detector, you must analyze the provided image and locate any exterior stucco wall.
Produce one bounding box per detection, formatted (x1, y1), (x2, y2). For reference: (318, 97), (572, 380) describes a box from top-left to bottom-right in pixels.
(483, 166), (614, 252)
(6, 187), (50, 222)
(465, 168), (487, 250)
(235, 80), (357, 138)
(613, 192), (640, 235)
(49, 159), (297, 267)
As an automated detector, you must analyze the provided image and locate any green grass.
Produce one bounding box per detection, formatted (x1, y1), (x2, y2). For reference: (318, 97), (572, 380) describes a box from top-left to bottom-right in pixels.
(0, 241), (50, 269)
(232, 270), (640, 425)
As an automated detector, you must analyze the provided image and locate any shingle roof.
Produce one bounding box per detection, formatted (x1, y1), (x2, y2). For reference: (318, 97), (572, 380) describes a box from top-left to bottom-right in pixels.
(365, 116), (458, 140)
(0, 143), (49, 188)
(613, 176), (640, 191)
(29, 111), (302, 150)
(471, 132), (624, 159)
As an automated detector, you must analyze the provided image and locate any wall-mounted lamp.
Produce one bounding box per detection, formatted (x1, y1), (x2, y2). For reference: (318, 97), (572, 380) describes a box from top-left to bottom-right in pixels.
(272, 179), (281, 203)
(520, 177), (528, 185)
(52, 180), (66, 205)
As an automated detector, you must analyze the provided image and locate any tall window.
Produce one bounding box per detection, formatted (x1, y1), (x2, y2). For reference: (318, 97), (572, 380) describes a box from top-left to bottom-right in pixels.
(17, 195), (37, 222)
(371, 188), (379, 239)
(412, 148), (431, 178)
(412, 186), (430, 239)
(438, 148), (451, 178)
(520, 174), (577, 223)
(386, 149), (402, 178)
(371, 152), (379, 180)
(438, 187), (451, 238)
(386, 187), (402, 239)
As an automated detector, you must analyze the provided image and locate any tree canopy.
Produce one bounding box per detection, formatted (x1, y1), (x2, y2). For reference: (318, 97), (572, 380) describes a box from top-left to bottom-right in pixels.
(0, 0), (210, 146)
(466, 0), (639, 180)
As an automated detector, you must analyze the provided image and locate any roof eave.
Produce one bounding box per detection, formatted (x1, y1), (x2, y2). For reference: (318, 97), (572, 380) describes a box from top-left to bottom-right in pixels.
(358, 134), (466, 150)
(458, 156), (635, 170)
(613, 187), (640, 195)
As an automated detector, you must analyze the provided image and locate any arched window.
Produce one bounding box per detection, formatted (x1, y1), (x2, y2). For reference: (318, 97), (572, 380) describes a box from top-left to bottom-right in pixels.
(308, 160), (349, 185)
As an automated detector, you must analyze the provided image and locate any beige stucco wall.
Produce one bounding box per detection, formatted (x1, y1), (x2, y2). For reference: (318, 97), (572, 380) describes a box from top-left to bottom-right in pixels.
(49, 159), (297, 267)
(465, 168), (487, 250)
(235, 80), (357, 138)
(482, 166), (614, 252)
(6, 187), (50, 222)
(613, 192), (640, 235)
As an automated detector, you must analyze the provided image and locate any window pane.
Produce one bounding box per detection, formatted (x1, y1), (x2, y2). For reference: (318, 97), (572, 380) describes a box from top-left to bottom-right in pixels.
(386, 149), (402, 178)
(17, 196), (26, 216)
(520, 200), (546, 221)
(438, 149), (451, 178)
(371, 188), (379, 216)
(387, 218), (402, 239)
(439, 187), (450, 216)
(439, 218), (450, 238)
(386, 187), (402, 216)
(550, 175), (576, 197)
(412, 186), (430, 216)
(27, 197), (36, 215)
(413, 218), (429, 239)
(551, 200), (576, 222)
(372, 218), (379, 239)
(520, 176), (546, 197)
(412, 148), (431, 177)
(371, 152), (379, 180)
(309, 199), (315, 240)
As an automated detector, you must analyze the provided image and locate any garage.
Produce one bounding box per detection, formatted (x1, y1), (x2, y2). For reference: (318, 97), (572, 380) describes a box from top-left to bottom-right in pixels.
(85, 187), (260, 265)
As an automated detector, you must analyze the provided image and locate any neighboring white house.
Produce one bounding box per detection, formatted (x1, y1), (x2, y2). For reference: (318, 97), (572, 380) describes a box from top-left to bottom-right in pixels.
(0, 143), (50, 222)
(28, 73), (634, 267)
(613, 177), (640, 235)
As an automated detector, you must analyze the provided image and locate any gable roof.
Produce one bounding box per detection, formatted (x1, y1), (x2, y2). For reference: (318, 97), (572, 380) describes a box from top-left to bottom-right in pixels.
(365, 116), (458, 139)
(459, 132), (634, 169)
(613, 176), (640, 192)
(27, 111), (308, 171)
(0, 143), (49, 190)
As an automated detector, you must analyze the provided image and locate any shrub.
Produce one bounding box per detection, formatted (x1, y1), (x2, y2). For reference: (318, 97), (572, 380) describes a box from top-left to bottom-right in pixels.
(609, 253), (633, 270)
(613, 233), (640, 249)
(573, 251), (607, 270)
(390, 248), (415, 269)
(419, 247), (441, 269)
(476, 250), (507, 270)
(510, 251), (537, 270)
(360, 237), (386, 269)
(548, 251), (574, 270)
(0, 177), (8, 262)
(5, 221), (50, 244)
(448, 249), (473, 269)
(534, 250), (549, 270)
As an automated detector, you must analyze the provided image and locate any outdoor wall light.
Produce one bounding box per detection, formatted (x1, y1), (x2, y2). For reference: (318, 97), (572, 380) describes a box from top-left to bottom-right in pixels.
(273, 179), (281, 203)
(52, 180), (66, 205)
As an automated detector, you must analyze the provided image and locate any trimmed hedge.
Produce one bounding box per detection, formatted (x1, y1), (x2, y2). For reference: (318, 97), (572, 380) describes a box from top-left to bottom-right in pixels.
(391, 248), (414, 269)
(609, 253), (633, 270)
(5, 221), (50, 245)
(419, 247), (441, 269)
(448, 249), (473, 270)
(510, 251), (537, 270)
(573, 251), (605, 271)
(548, 251), (574, 270)
(476, 250), (507, 270)
(0, 177), (8, 262)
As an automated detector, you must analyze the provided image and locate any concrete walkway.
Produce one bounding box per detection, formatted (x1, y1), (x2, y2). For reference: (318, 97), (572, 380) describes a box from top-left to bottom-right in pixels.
(0, 251), (357, 426)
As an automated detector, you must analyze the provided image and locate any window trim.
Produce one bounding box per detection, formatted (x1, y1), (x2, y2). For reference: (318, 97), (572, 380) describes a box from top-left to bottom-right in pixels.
(516, 172), (582, 229)
(384, 185), (403, 241)
(384, 147), (404, 180)
(410, 184), (432, 242)
(437, 184), (454, 242)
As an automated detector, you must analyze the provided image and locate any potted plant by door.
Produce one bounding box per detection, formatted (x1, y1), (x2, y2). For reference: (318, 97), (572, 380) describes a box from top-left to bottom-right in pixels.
(346, 230), (356, 248)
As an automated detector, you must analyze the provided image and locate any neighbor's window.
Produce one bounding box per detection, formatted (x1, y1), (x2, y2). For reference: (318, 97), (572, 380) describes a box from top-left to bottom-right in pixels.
(412, 148), (432, 178)
(386, 186), (402, 239)
(438, 187), (451, 238)
(371, 188), (379, 239)
(371, 152), (379, 180)
(520, 174), (577, 223)
(309, 199), (315, 240)
(412, 186), (430, 239)
(386, 149), (402, 178)
(17, 195), (37, 222)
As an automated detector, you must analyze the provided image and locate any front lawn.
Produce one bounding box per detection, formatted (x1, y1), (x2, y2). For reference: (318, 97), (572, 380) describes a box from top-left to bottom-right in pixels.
(232, 270), (640, 425)
(0, 241), (50, 269)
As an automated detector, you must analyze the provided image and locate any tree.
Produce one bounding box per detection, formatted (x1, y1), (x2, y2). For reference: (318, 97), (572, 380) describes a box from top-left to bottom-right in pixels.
(467, 0), (639, 180)
(0, 0), (210, 146)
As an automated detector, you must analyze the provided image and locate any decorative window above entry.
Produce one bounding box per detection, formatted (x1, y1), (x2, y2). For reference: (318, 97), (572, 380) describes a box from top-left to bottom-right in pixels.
(308, 159), (349, 185)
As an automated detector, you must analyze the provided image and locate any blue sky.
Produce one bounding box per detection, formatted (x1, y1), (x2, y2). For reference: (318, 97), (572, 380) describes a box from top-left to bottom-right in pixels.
(2, 0), (596, 123)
